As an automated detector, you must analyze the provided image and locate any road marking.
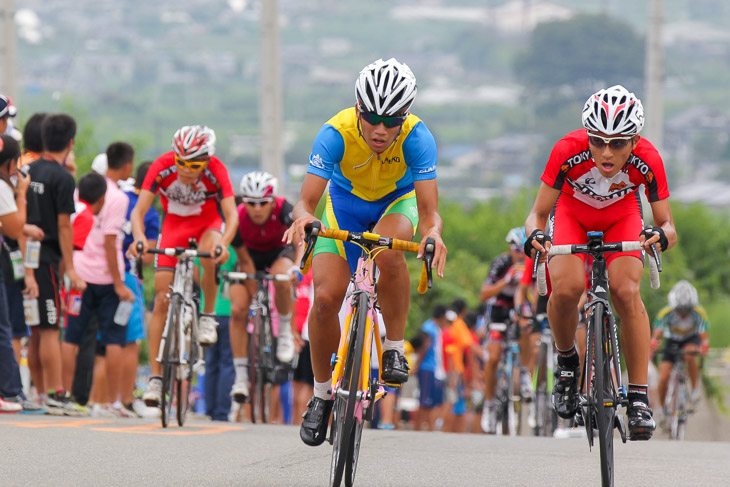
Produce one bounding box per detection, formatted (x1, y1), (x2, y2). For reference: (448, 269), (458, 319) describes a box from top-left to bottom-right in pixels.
(92, 423), (245, 435)
(0, 419), (114, 428)
(0, 417), (245, 435)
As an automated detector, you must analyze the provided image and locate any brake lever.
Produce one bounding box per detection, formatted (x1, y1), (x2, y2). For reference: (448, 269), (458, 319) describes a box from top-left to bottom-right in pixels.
(424, 237), (435, 289)
(135, 241), (145, 280)
(214, 245), (222, 286)
(300, 220), (321, 271)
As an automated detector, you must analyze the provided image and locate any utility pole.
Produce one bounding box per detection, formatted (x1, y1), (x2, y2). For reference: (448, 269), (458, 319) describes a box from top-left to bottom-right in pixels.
(259, 0), (284, 183)
(0, 0), (17, 98)
(644, 0), (663, 152)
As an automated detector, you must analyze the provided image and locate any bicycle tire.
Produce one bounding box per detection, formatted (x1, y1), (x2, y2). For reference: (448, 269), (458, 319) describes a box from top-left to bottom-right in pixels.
(177, 311), (196, 427)
(161, 294), (182, 428)
(330, 292), (367, 487)
(593, 301), (616, 487)
(247, 312), (259, 424)
(507, 354), (522, 437)
(533, 343), (549, 436)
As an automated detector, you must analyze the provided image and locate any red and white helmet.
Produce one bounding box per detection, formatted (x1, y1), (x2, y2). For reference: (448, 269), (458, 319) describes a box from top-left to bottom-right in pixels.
(172, 125), (216, 160)
(239, 171), (278, 199)
(582, 85), (644, 136)
(355, 58), (417, 117)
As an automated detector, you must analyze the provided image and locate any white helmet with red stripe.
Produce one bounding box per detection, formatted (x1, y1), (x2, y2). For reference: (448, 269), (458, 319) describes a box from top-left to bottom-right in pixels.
(172, 125), (216, 160)
(582, 85), (644, 135)
(239, 171), (278, 199)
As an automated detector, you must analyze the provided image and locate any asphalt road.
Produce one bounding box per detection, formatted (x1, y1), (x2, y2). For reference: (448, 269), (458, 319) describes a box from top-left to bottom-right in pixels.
(2, 413), (729, 487)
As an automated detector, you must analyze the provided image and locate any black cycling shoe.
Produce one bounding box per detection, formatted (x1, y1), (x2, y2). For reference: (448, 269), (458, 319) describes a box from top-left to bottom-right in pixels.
(381, 350), (410, 385)
(300, 397), (334, 447)
(627, 401), (655, 441)
(552, 364), (580, 419)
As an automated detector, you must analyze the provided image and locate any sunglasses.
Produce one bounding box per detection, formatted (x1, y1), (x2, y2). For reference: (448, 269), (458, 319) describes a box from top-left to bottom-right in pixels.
(359, 111), (407, 129)
(174, 156), (207, 171)
(244, 198), (273, 207)
(587, 132), (634, 151)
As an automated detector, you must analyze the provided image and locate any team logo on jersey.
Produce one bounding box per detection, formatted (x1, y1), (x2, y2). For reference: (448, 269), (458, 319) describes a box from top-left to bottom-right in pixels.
(309, 154), (326, 170)
(608, 181), (627, 192)
(569, 167), (637, 209)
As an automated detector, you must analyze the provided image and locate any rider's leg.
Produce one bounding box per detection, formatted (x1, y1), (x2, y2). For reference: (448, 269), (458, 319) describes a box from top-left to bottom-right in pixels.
(308, 253), (351, 386)
(483, 340), (501, 402)
(608, 256), (650, 386)
(199, 229), (224, 315)
(372, 213), (414, 345)
(148, 270), (174, 378)
(271, 256), (296, 362)
(546, 255), (585, 352)
(684, 344), (701, 391)
(657, 360), (672, 408)
(229, 280), (254, 401)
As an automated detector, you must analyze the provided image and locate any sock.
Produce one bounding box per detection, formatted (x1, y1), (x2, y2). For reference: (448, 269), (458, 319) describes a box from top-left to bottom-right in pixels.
(556, 346), (580, 369)
(314, 379), (333, 400)
(628, 384), (649, 406)
(234, 358), (249, 383)
(278, 313), (292, 338)
(383, 338), (405, 355)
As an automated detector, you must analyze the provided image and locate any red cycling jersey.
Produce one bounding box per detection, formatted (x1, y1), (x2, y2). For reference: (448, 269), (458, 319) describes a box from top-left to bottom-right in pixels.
(142, 151), (234, 218)
(541, 129), (669, 209)
(236, 197), (294, 252)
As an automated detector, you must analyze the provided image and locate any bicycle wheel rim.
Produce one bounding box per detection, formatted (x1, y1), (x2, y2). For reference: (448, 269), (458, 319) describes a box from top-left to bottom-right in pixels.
(508, 364), (521, 437)
(330, 292), (367, 487)
(345, 418), (363, 487)
(593, 302), (615, 487)
(161, 294), (182, 428)
(533, 345), (547, 436)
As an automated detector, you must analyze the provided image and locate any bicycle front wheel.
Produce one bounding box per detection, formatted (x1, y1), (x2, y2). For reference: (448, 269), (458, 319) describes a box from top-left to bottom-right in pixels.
(177, 313), (197, 427)
(593, 302), (616, 487)
(161, 294), (182, 428)
(330, 292), (367, 487)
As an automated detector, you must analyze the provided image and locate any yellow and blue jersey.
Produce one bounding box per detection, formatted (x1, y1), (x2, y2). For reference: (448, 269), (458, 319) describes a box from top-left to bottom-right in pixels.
(653, 306), (709, 340)
(307, 107), (437, 202)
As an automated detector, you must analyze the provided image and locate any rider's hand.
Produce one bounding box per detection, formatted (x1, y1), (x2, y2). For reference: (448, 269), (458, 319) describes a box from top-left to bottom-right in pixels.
(214, 245), (230, 265)
(283, 214), (326, 246)
(524, 229), (551, 261)
(640, 226), (668, 253)
(127, 239), (148, 259)
(650, 337), (661, 352)
(701, 341), (709, 357)
(114, 283), (135, 303)
(418, 229), (447, 278)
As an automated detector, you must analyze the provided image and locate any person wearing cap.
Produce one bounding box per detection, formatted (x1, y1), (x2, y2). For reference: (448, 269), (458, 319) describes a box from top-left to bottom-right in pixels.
(0, 94), (15, 137)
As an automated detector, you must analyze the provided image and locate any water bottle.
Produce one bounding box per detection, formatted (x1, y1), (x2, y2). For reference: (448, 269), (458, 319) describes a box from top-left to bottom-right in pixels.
(24, 239), (40, 269)
(113, 300), (133, 326)
(66, 290), (83, 317)
(23, 296), (40, 326)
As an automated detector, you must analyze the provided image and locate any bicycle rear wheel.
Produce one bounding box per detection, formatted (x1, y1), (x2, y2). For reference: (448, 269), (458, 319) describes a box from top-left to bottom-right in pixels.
(533, 343), (551, 436)
(161, 294), (182, 428)
(593, 302), (616, 487)
(330, 292), (367, 487)
(507, 358), (522, 437)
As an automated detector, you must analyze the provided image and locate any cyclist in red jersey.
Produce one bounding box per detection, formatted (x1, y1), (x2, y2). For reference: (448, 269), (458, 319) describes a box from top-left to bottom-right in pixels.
(524, 85), (677, 441)
(128, 125), (238, 407)
(227, 171), (302, 403)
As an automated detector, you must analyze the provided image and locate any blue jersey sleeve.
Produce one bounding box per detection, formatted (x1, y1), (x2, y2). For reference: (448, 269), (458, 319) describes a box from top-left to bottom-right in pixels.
(144, 206), (160, 241)
(403, 121), (437, 181)
(307, 124), (345, 181)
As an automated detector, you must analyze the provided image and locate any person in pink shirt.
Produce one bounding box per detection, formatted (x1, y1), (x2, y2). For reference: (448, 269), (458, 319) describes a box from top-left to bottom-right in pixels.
(61, 142), (135, 417)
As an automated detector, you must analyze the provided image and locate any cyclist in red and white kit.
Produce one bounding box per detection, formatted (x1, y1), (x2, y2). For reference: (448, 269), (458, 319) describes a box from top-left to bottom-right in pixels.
(524, 85), (677, 440)
(129, 126), (239, 407)
(227, 171), (302, 403)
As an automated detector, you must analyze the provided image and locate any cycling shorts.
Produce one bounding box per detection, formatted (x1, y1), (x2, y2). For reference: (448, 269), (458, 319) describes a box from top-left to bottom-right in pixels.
(249, 245), (296, 272)
(155, 213), (224, 271)
(314, 183), (418, 274)
(662, 336), (701, 363)
(549, 192), (643, 266)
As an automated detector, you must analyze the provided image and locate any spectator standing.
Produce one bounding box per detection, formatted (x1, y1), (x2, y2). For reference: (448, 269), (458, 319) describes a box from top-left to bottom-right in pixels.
(413, 304), (449, 431)
(0, 134), (29, 413)
(61, 142), (134, 417)
(25, 113), (85, 412)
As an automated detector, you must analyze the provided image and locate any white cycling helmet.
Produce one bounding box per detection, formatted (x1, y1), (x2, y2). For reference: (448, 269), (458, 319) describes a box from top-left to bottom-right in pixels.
(355, 58), (417, 117)
(239, 171), (278, 199)
(667, 280), (698, 311)
(505, 226), (527, 247)
(172, 125), (216, 160)
(582, 85), (644, 136)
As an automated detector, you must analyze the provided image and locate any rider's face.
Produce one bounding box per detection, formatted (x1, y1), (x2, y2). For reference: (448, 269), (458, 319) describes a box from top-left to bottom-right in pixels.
(175, 156), (208, 185)
(358, 108), (402, 153)
(587, 131), (639, 179)
(244, 198), (274, 225)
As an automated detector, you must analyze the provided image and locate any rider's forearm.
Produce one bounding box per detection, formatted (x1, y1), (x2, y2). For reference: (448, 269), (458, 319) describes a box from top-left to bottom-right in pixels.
(417, 211), (443, 238)
(292, 200), (317, 221)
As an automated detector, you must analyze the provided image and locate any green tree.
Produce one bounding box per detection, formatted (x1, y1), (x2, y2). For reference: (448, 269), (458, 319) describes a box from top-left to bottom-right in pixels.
(513, 14), (645, 91)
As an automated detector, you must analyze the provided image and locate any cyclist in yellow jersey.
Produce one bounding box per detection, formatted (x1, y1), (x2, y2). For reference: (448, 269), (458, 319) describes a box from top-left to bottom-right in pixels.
(284, 58), (447, 446)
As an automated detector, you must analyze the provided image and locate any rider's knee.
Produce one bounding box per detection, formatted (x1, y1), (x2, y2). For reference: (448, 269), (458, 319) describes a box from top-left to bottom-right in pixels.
(609, 279), (641, 310)
(313, 291), (343, 316)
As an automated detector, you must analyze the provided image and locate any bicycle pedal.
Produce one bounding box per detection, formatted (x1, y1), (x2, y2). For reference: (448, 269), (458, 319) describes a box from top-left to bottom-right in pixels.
(381, 382), (401, 389)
